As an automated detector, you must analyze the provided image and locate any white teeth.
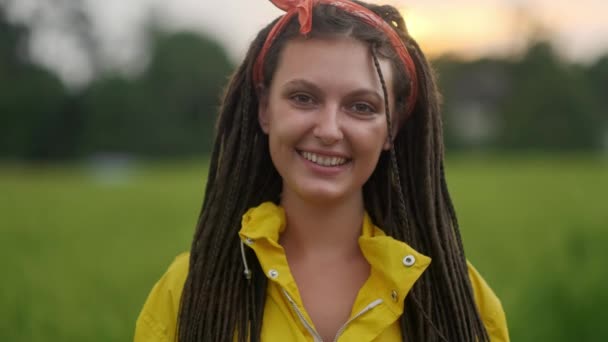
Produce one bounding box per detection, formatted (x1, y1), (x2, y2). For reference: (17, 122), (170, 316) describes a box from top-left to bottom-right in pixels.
(301, 151), (347, 167)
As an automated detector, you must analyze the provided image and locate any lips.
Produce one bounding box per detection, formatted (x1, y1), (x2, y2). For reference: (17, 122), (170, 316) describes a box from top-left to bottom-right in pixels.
(298, 150), (350, 167)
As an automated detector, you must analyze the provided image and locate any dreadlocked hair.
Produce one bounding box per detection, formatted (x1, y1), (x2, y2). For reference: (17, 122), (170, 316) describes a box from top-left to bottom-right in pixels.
(178, 1), (490, 341)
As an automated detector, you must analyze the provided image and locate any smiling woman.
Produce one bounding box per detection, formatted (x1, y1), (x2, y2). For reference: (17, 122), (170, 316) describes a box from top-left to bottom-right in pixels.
(134, 1), (509, 341)
(259, 37), (394, 203)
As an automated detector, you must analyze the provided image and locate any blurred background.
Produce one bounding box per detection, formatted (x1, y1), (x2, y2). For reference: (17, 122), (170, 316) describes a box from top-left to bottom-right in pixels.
(1, 0), (606, 341)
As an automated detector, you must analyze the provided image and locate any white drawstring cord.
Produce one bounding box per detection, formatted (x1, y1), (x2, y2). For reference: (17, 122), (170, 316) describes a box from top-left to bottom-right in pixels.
(240, 240), (252, 280)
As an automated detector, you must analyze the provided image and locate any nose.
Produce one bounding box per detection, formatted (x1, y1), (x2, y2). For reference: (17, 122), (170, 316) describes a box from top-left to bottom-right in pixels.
(313, 104), (343, 145)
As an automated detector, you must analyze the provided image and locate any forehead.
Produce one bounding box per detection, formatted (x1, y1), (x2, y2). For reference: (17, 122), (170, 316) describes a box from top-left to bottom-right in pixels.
(270, 36), (393, 94)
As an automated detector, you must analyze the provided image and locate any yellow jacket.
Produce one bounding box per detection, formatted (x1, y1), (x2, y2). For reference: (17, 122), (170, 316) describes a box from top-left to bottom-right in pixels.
(135, 202), (509, 341)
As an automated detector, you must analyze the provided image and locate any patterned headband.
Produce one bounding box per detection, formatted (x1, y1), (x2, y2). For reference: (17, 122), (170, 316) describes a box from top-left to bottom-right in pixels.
(253, 0), (419, 118)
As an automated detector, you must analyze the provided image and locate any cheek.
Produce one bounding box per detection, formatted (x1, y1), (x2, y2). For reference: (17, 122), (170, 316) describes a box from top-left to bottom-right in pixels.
(267, 104), (311, 139)
(347, 123), (388, 181)
(355, 123), (388, 154)
(266, 112), (307, 156)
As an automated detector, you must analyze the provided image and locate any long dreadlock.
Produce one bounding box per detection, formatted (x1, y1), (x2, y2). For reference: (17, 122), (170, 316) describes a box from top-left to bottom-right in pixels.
(178, 1), (489, 341)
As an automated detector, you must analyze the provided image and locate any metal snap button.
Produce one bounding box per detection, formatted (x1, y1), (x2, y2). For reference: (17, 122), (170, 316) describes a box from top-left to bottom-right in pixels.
(268, 269), (279, 279)
(391, 290), (398, 302)
(402, 255), (416, 267)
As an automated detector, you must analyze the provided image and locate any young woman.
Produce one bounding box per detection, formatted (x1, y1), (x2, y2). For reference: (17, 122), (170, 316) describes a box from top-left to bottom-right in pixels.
(135, 0), (509, 341)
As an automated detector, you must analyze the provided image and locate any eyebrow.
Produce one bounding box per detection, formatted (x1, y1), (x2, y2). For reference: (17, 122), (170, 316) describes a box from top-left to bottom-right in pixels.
(281, 79), (321, 93)
(281, 79), (384, 103)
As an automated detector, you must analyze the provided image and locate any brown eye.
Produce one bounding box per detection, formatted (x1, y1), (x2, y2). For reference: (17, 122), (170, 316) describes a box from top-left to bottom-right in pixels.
(350, 102), (376, 114)
(291, 93), (315, 106)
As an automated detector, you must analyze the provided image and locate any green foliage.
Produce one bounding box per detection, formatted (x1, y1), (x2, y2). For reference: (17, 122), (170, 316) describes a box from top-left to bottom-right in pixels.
(0, 161), (205, 341)
(1, 156), (606, 341)
(498, 42), (603, 150)
(434, 43), (607, 152)
(447, 154), (608, 341)
(586, 55), (608, 130)
(1, 7), (234, 159)
(80, 31), (233, 157)
(0, 11), (74, 160)
(1, 6), (606, 159)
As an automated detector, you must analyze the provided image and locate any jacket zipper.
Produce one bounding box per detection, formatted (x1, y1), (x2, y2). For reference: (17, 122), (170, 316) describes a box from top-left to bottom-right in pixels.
(280, 287), (383, 342)
(281, 288), (324, 342)
(332, 299), (383, 342)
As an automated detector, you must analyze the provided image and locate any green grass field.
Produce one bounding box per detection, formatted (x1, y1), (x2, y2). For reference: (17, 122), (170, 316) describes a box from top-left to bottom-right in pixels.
(1, 155), (607, 341)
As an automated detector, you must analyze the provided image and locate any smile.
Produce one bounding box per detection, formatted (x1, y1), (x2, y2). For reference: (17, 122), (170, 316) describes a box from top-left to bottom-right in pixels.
(298, 151), (349, 167)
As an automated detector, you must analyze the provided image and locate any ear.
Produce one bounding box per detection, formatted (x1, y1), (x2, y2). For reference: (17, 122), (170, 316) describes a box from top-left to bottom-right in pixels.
(257, 87), (270, 134)
(382, 137), (392, 151)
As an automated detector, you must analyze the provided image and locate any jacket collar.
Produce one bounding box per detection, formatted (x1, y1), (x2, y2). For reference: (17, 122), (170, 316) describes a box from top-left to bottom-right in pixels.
(238, 201), (431, 315)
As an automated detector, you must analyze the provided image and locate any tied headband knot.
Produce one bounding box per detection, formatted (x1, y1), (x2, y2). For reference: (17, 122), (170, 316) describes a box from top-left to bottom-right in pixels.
(254, 0), (419, 119)
(270, 0), (317, 35)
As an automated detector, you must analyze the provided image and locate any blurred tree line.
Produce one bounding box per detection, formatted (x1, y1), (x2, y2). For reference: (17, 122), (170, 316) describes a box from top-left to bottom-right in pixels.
(0, 7), (232, 160)
(436, 43), (608, 151)
(1, 7), (606, 161)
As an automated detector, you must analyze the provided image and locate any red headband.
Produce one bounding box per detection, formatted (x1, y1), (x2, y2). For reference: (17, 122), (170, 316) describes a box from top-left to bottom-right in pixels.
(253, 0), (418, 118)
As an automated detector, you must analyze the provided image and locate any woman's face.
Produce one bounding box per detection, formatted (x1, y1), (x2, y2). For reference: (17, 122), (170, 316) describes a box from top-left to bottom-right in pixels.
(258, 36), (395, 205)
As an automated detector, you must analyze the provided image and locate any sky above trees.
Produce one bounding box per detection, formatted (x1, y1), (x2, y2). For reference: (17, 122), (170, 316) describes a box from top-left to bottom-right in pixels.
(3, 0), (608, 87)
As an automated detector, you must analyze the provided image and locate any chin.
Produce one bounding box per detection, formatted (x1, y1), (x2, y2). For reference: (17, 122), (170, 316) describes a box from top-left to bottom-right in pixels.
(292, 184), (357, 206)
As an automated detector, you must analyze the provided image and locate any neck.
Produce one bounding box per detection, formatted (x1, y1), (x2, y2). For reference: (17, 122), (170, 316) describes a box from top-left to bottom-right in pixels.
(279, 191), (365, 261)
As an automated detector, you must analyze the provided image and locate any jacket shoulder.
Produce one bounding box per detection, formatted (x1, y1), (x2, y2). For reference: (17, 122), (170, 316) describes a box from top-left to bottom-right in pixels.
(134, 252), (190, 342)
(467, 261), (510, 342)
